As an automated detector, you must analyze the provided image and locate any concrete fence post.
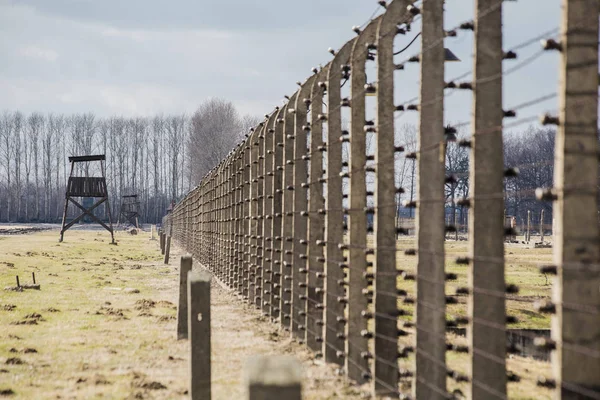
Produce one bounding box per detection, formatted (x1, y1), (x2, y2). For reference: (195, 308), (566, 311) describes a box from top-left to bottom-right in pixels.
(324, 37), (356, 368)
(160, 231), (165, 254)
(177, 255), (193, 340)
(414, 0), (447, 397)
(164, 235), (171, 265)
(244, 356), (302, 400)
(188, 270), (212, 400)
(346, 16), (379, 384)
(468, 0), (507, 398)
(552, 0), (600, 397)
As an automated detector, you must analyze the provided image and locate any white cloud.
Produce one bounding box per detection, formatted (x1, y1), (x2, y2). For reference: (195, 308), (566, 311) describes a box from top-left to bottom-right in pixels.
(19, 45), (59, 62)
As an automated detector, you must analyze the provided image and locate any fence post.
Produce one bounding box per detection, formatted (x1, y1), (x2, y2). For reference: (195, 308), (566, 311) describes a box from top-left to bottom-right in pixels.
(164, 235), (171, 265)
(306, 66), (329, 354)
(540, 209), (544, 243)
(188, 270), (211, 400)
(160, 230), (165, 254)
(373, 2), (413, 396)
(271, 109), (285, 321)
(282, 93), (299, 331)
(244, 356), (302, 400)
(526, 210), (531, 243)
(346, 17), (380, 384)
(324, 37), (356, 367)
(292, 75), (316, 342)
(468, 0), (507, 398)
(255, 124), (266, 310)
(250, 126), (262, 308)
(552, 0), (600, 397)
(263, 114), (277, 317)
(243, 138), (252, 301)
(177, 255), (193, 340)
(413, 0), (448, 397)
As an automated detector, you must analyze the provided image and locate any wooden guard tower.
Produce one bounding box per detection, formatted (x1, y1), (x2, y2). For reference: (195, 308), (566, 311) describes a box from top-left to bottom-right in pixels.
(118, 194), (140, 229)
(59, 155), (115, 243)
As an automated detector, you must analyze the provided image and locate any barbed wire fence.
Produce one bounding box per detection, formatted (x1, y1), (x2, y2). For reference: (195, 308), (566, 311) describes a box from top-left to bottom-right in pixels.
(162, 0), (600, 398)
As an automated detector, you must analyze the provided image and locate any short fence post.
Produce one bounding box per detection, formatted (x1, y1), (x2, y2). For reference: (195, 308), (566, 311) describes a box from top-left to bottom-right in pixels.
(527, 210), (531, 243)
(160, 231), (165, 254)
(188, 270), (211, 400)
(244, 356), (302, 400)
(540, 209), (544, 243)
(164, 235), (171, 264)
(177, 255), (193, 340)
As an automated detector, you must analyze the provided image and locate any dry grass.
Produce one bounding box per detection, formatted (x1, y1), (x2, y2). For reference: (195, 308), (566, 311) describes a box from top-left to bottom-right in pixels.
(0, 229), (366, 399)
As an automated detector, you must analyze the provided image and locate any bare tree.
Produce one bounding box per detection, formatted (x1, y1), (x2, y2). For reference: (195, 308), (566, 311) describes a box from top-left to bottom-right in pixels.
(187, 98), (253, 183)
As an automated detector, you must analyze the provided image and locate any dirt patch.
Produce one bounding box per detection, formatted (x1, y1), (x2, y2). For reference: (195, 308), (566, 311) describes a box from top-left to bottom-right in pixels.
(1, 305), (16, 311)
(44, 307), (60, 313)
(95, 306), (127, 319)
(156, 300), (176, 309)
(5, 358), (24, 365)
(93, 374), (111, 385)
(134, 299), (156, 310)
(0, 388), (15, 396)
(156, 315), (175, 322)
(131, 372), (167, 391)
(137, 311), (153, 317)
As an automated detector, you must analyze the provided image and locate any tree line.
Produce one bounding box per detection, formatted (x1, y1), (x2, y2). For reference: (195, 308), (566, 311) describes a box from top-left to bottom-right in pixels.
(0, 99), (257, 225)
(0, 99), (556, 229)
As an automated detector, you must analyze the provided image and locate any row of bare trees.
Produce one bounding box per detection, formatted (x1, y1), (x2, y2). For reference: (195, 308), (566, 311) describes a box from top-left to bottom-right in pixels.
(0, 99), (257, 224)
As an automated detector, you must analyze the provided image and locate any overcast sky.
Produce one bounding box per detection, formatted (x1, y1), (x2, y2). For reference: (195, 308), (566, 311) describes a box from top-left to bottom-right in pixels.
(1, 0), (561, 124)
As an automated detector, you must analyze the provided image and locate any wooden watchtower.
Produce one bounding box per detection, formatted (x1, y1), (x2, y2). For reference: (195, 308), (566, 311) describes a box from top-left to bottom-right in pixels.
(59, 155), (115, 243)
(118, 194), (140, 229)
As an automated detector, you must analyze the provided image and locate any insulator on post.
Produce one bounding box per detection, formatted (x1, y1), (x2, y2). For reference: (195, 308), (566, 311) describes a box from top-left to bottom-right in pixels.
(541, 39), (562, 51)
(455, 257), (470, 265)
(505, 284), (519, 294)
(536, 377), (556, 389)
(540, 114), (559, 126)
(539, 265), (557, 275)
(534, 300), (556, 314)
(504, 167), (520, 178)
(407, 4), (420, 15)
(460, 21), (475, 31)
(457, 139), (471, 148)
(535, 188), (558, 201)
(503, 50), (517, 60)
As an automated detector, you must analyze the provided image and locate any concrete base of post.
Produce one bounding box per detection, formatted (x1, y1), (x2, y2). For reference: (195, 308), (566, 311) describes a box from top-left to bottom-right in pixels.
(188, 270), (212, 400)
(244, 355), (302, 400)
(177, 255), (193, 340)
(164, 236), (171, 264)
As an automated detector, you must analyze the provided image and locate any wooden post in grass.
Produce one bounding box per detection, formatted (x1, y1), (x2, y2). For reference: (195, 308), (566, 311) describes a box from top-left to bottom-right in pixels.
(164, 236), (171, 264)
(177, 255), (193, 340)
(188, 270), (211, 400)
(540, 209), (545, 243)
(244, 356), (302, 400)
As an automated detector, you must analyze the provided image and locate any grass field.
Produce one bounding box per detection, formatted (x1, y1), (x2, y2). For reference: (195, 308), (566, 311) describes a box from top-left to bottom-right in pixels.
(0, 229), (366, 400)
(0, 229), (555, 399)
